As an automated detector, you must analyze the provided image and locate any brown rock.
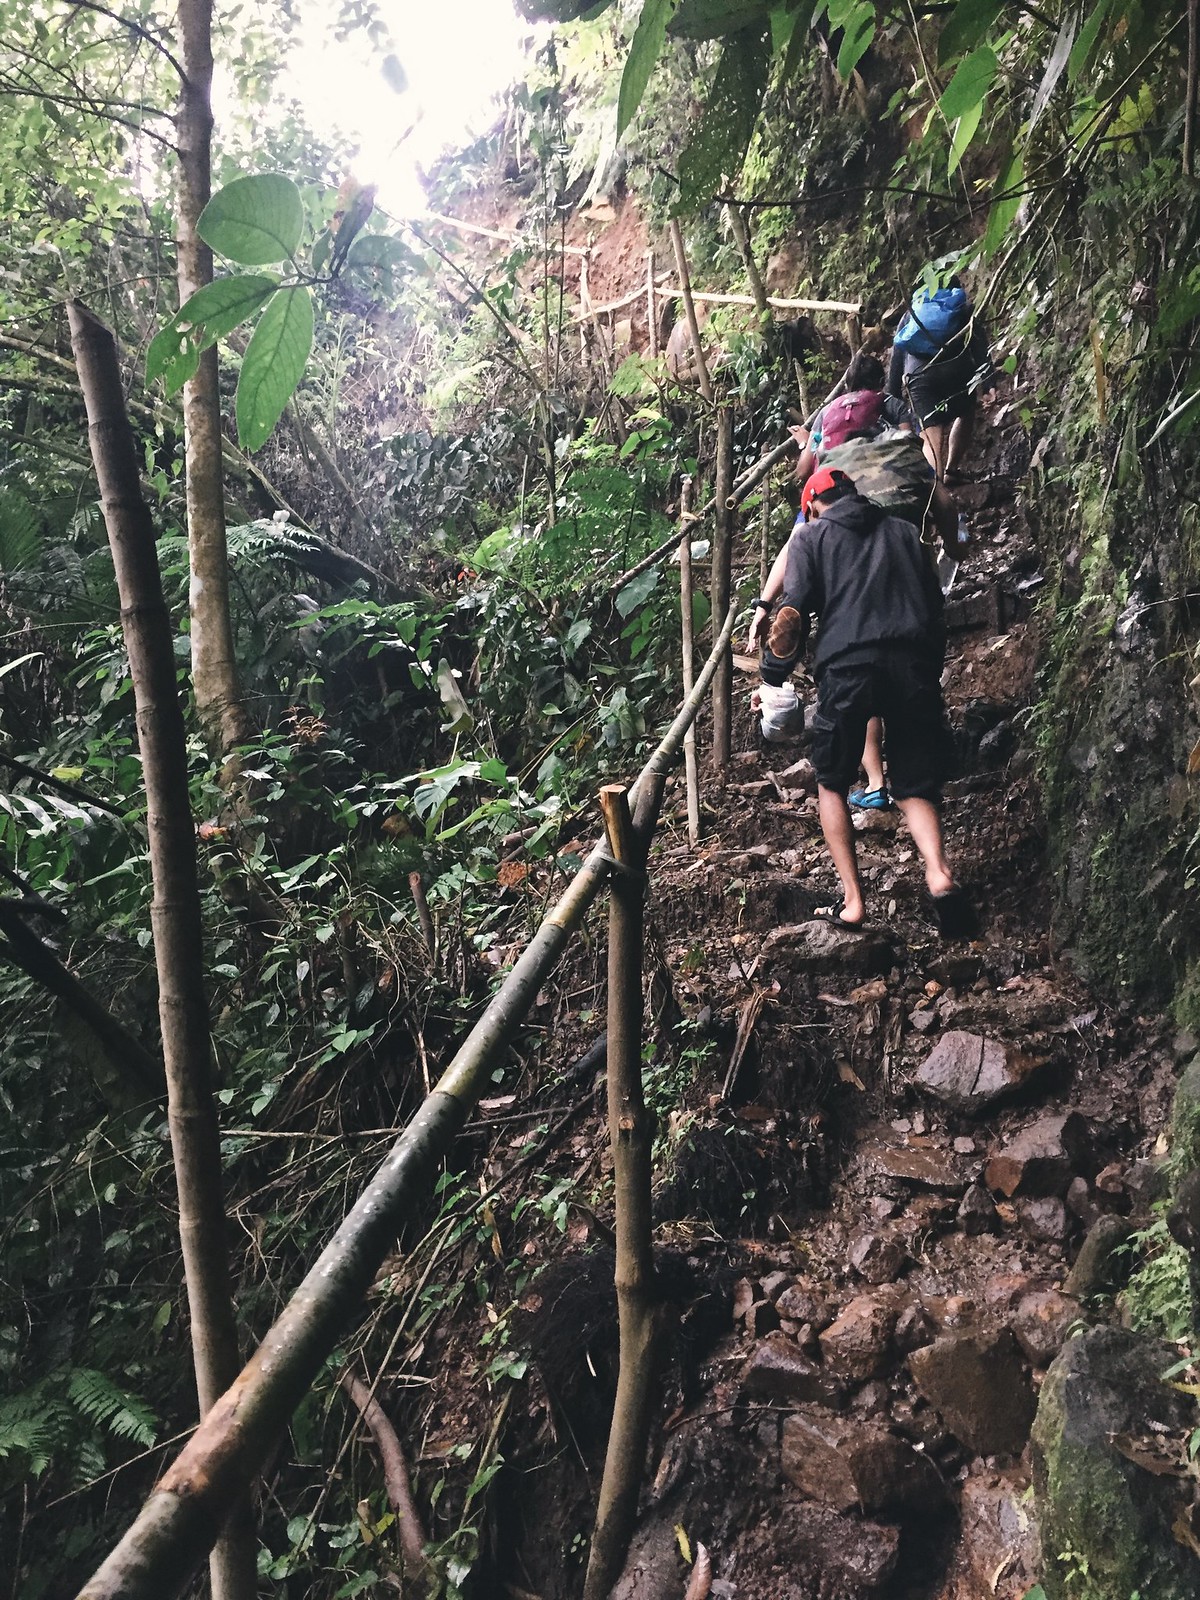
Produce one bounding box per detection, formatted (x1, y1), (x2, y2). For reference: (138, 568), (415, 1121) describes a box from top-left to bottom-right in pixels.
(908, 1329), (1036, 1455)
(781, 1408), (946, 1514)
(742, 1334), (846, 1407)
(776, 1278), (834, 1330)
(1095, 1161), (1126, 1195)
(820, 1295), (897, 1380)
(958, 1470), (1041, 1598)
(915, 1029), (1048, 1114)
(1063, 1214), (1135, 1297)
(732, 1277), (756, 1321)
(910, 1008), (939, 1033)
(894, 1300), (937, 1353)
(760, 920), (894, 974)
(868, 1143), (967, 1191)
(848, 1231), (907, 1285)
(760, 1270), (791, 1302)
(984, 1112), (1093, 1198)
(1010, 1288), (1082, 1367)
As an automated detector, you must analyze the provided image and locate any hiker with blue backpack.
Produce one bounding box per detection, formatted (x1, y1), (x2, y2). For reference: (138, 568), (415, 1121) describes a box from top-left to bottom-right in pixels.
(887, 273), (995, 484)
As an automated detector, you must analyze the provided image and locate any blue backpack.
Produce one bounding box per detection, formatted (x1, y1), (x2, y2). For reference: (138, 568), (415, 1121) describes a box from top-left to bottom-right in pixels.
(894, 284), (969, 357)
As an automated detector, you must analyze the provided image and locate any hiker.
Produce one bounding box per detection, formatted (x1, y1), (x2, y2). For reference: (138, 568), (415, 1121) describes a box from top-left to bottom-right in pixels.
(758, 466), (972, 937)
(886, 273), (996, 483)
(790, 352), (915, 483)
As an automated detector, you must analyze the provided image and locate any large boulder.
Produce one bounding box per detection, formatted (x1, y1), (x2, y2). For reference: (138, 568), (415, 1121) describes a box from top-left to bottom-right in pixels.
(984, 1112), (1092, 1198)
(781, 1408), (946, 1515)
(1031, 1326), (1197, 1599)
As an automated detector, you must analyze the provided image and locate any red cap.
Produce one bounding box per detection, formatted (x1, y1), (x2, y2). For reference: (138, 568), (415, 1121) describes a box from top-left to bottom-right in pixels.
(800, 466), (854, 520)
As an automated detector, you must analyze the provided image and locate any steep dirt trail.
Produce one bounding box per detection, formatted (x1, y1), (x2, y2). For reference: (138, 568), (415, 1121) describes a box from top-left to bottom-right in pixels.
(585, 403), (1183, 1600)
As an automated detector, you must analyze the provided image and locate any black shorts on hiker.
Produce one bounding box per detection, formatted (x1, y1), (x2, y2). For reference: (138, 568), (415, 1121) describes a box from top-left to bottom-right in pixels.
(810, 649), (954, 802)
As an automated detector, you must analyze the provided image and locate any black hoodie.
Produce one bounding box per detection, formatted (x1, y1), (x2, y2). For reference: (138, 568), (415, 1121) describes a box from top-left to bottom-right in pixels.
(780, 493), (945, 676)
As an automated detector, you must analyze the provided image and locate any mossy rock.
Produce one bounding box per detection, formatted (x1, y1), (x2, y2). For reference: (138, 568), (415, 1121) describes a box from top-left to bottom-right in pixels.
(1031, 1326), (1197, 1600)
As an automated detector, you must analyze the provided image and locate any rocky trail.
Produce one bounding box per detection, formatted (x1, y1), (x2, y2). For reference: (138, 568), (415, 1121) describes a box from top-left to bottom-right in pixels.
(407, 401), (1198, 1600)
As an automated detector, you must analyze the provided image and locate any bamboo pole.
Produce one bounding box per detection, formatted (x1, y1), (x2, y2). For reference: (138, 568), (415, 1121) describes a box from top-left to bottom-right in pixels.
(710, 410), (734, 770)
(645, 249), (658, 357)
(725, 202), (769, 319)
(678, 479), (700, 845)
(67, 299), (253, 1600)
(759, 480), (771, 594)
(574, 284), (861, 323)
(584, 785), (656, 1600)
(74, 602), (739, 1600)
(668, 219), (714, 403)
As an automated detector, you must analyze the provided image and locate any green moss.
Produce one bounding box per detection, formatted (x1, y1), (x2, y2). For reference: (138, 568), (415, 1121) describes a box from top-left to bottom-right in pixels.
(1169, 1059), (1200, 1180)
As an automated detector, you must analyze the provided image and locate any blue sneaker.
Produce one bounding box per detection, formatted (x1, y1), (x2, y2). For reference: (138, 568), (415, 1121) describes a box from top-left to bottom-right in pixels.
(848, 786), (892, 811)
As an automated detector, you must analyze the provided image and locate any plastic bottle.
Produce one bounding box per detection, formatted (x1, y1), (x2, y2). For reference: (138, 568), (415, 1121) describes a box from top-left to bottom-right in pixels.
(758, 682), (804, 742)
(955, 513), (970, 552)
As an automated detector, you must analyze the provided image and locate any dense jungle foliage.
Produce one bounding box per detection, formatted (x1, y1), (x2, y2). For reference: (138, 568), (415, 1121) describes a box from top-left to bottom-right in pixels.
(2, 0), (1200, 1594)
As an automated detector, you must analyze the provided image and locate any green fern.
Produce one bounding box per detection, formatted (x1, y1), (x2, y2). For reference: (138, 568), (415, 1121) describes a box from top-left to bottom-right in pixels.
(0, 485), (42, 571)
(67, 1368), (158, 1447)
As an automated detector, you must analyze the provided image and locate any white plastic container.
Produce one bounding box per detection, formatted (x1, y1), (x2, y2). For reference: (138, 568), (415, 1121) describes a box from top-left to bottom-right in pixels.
(758, 681), (804, 742)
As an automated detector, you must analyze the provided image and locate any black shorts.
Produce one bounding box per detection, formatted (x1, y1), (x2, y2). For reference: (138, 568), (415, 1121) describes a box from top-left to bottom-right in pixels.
(810, 650), (954, 802)
(904, 357), (977, 427)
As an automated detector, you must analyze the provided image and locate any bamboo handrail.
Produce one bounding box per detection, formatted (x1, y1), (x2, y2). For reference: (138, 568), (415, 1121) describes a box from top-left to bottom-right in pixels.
(75, 603), (740, 1600)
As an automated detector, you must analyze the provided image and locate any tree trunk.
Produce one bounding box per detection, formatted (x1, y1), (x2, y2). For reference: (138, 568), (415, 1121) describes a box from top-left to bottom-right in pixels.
(678, 478), (701, 845)
(584, 786), (659, 1600)
(177, 0), (250, 757)
(67, 300), (256, 1600)
(710, 409), (734, 770)
(725, 203), (769, 319)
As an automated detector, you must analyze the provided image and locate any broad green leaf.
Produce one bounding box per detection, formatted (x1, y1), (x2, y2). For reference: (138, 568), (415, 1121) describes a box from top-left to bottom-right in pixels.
(836, 1), (874, 78)
(937, 0), (1003, 65)
(1027, 12), (1077, 132)
(983, 146), (1023, 255)
(146, 274), (278, 394)
(198, 173), (304, 265)
(235, 285), (314, 452)
(769, 5), (797, 55)
(671, 0), (768, 40)
(1111, 81), (1154, 140)
(948, 100), (983, 176)
(778, 0), (818, 83)
(618, 0), (674, 142)
(615, 565), (659, 616)
(938, 45), (996, 123)
(0, 487), (42, 571)
(675, 24), (771, 214)
(1069, 0), (1112, 82)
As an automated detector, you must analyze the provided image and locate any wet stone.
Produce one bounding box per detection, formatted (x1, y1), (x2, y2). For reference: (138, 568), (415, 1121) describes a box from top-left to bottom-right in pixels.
(1063, 1214), (1135, 1298)
(958, 1470), (1041, 1599)
(915, 1029), (1048, 1114)
(775, 1279), (834, 1330)
(781, 1408), (947, 1515)
(984, 1111), (1093, 1198)
(769, 1501), (901, 1590)
(741, 1334), (846, 1408)
(819, 1295), (897, 1380)
(908, 1328), (1036, 1456)
(958, 1182), (999, 1235)
(760, 919), (895, 975)
(1010, 1288), (1082, 1367)
(867, 1143), (967, 1193)
(848, 1231), (907, 1285)
(1018, 1195), (1070, 1243)
(894, 1300), (937, 1354)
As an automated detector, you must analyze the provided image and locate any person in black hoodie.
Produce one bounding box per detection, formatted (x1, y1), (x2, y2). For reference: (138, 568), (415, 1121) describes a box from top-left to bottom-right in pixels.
(761, 466), (973, 938)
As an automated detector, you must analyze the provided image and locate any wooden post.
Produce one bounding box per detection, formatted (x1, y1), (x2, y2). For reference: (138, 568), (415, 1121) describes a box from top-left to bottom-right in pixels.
(710, 408), (735, 770)
(846, 311), (862, 357)
(678, 478), (700, 845)
(645, 249), (658, 357)
(668, 218), (714, 403)
(584, 785), (657, 1600)
(580, 250), (591, 363)
(726, 202), (769, 320)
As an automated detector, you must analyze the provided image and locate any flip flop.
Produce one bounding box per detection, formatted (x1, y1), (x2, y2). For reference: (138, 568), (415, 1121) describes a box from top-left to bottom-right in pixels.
(929, 886), (977, 939)
(813, 902), (869, 933)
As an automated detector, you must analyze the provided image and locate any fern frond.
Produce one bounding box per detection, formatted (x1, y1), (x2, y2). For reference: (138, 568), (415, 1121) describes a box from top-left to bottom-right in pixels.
(67, 1368), (158, 1447)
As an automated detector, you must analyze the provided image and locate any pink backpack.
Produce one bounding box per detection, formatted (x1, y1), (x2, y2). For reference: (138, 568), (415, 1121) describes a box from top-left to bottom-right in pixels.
(819, 389), (886, 452)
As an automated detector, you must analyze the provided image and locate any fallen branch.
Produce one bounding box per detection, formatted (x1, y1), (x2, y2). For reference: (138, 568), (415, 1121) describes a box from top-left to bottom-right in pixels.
(338, 1368), (428, 1575)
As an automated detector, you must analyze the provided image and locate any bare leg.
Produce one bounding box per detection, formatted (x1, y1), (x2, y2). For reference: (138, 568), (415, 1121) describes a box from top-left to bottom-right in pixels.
(921, 422), (949, 480)
(895, 795), (955, 897)
(946, 404), (976, 476)
(861, 717), (885, 792)
(817, 785), (866, 924)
